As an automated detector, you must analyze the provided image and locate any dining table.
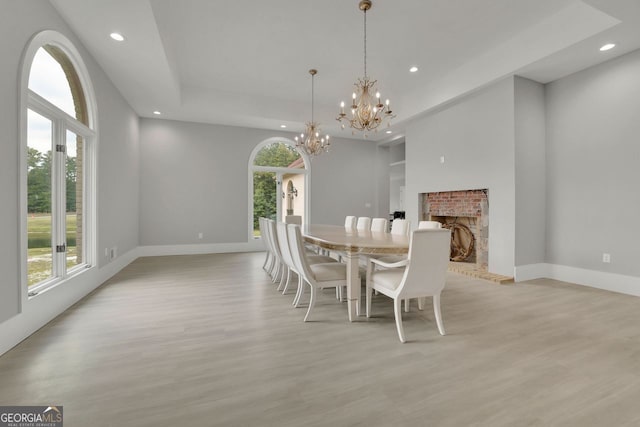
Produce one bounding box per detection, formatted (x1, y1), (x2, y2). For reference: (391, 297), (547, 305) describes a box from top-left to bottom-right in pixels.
(302, 224), (410, 321)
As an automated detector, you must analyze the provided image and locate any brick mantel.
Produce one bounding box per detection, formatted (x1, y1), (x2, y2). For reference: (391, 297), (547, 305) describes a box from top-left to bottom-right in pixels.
(426, 189), (487, 217)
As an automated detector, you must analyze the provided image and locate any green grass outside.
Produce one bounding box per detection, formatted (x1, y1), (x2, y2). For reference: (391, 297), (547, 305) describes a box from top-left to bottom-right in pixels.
(28, 213), (79, 287)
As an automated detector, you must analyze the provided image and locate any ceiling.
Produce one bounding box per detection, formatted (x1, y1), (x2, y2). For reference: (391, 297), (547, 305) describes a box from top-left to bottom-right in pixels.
(49, 0), (640, 142)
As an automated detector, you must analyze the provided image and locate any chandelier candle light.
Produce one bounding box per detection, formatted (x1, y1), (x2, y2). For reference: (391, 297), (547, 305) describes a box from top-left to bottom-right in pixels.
(337, 0), (395, 137)
(295, 69), (330, 157)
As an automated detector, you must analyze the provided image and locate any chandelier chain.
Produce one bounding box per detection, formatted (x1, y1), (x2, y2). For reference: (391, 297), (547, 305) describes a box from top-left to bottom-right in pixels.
(364, 8), (367, 78)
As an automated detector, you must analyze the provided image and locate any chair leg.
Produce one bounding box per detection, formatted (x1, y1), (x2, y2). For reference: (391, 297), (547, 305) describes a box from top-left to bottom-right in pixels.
(281, 268), (292, 294)
(262, 251), (271, 270)
(271, 261), (280, 283)
(404, 299), (410, 312)
(418, 297), (425, 310)
(304, 285), (317, 322)
(394, 298), (406, 343)
(266, 254), (276, 276)
(293, 275), (304, 307)
(433, 294), (446, 336)
(365, 263), (372, 318)
(277, 266), (288, 291)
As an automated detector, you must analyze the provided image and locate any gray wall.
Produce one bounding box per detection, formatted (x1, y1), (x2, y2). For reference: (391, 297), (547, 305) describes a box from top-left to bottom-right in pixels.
(0, 1), (139, 333)
(405, 77), (516, 276)
(514, 77), (546, 266)
(545, 49), (640, 277)
(138, 118), (383, 246)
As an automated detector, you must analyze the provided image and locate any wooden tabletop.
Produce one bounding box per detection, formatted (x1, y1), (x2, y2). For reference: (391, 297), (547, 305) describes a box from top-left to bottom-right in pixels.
(302, 224), (410, 255)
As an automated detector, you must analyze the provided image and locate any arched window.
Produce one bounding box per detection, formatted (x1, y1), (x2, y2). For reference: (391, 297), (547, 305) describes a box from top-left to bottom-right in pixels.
(21, 31), (97, 294)
(248, 139), (309, 239)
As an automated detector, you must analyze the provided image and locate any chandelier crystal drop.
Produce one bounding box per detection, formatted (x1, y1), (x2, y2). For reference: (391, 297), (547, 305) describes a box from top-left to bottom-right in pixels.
(295, 69), (330, 157)
(337, 0), (395, 137)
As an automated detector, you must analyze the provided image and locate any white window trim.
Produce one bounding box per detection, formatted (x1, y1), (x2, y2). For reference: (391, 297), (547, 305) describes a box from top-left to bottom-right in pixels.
(247, 138), (311, 241)
(19, 31), (98, 301)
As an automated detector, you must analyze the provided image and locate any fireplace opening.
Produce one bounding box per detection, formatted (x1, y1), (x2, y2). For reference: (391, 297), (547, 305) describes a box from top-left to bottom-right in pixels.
(420, 189), (488, 272)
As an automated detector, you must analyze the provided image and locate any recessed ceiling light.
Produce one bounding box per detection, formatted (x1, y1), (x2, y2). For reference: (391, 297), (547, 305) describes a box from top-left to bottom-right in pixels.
(110, 32), (125, 42)
(280, 124), (287, 128)
(153, 111), (161, 115)
(386, 130), (392, 134)
(600, 43), (616, 51)
(409, 66), (418, 73)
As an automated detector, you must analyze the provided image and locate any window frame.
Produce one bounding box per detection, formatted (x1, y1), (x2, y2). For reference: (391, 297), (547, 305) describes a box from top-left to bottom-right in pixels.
(247, 138), (310, 241)
(19, 31), (98, 298)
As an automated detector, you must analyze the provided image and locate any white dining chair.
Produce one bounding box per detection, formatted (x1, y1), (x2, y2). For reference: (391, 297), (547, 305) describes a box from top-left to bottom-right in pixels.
(265, 219), (284, 283)
(370, 218), (389, 233)
(366, 228), (451, 342)
(261, 218), (278, 277)
(356, 217), (372, 231)
(287, 224), (348, 321)
(285, 215), (302, 225)
(259, 218), (272, 271)
(418, 220), (442, 229)
(390, 219), (410, 235)
(276, 222), (336, 302)
(344, 216), (357, 229)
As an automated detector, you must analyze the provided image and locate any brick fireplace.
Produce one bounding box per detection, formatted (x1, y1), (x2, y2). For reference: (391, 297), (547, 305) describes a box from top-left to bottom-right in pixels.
(420, 189), (489, 271)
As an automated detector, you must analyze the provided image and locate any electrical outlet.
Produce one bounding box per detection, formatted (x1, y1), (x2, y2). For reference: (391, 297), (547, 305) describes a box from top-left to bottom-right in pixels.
(602, 253), (611, 263)
(198, 232), (203, 239)
(440, 156), (445, 164)
(110, 247), (117, 260)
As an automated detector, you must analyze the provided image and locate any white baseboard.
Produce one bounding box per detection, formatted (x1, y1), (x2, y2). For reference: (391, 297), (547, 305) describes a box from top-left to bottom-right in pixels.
(137, 241), (265, 257)
(514, 263), (550, 282)
(515, 263), (640, 297)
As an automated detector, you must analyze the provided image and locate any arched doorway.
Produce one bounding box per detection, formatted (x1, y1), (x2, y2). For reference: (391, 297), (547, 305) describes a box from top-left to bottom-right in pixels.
(248, 138), (310, 239)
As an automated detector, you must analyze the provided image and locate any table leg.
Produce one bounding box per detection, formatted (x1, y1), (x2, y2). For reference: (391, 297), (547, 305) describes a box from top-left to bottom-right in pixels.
(345, 252), (361, 321)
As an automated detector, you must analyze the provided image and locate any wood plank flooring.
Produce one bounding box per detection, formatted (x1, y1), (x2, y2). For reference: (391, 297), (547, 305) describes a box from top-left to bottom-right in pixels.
(1, 252), (640, 426)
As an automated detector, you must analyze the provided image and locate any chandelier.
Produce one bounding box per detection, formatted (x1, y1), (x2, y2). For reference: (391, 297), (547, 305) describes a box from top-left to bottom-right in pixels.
(295, 69), (330, 157)
(337, 0), (395, 137)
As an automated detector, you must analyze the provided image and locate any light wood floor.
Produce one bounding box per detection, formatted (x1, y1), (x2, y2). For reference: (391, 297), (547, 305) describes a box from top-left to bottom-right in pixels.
(1, 252), (640, 426)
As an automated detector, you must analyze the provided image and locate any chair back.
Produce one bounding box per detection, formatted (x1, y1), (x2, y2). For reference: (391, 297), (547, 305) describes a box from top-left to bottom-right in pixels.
(287, 224), (314, 282)
(258, 218), (267, 247)
(261, 218), (273, 252)
(390, 219), (410, 235)
(370, 218), (388, 233)
(285, 215), (302, 225)
(266, 220), (283, 263)
(397, 228), (450, 298)
(276, 221), (295, 270)
(344, 216), (357, 229)
(356, 217), (372, 231)
(418, 220), (442, 229)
